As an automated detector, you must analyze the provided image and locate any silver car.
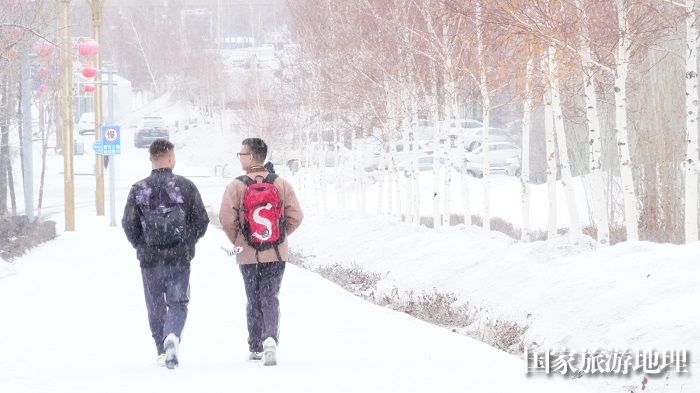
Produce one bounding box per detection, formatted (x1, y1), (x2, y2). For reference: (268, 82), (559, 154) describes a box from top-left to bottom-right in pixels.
(463, 141), (521, 177)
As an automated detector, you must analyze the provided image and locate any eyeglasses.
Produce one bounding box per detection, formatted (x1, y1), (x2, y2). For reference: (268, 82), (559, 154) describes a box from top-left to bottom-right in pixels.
(236, 152), (251, 158)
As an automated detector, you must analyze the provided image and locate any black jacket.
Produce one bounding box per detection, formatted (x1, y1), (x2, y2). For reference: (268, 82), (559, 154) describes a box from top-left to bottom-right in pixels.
(122, 168), (209, 267)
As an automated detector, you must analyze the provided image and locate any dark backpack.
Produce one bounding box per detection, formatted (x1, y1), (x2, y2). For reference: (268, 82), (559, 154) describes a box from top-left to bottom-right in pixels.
(237, 173), (285, 261)
(136, 178), (187, 246)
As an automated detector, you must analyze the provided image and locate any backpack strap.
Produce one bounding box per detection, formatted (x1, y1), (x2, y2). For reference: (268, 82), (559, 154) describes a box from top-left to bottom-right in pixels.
(273, 244), (283, 262)
(264, 173), (278, 184)
(236, 175), (255, 186)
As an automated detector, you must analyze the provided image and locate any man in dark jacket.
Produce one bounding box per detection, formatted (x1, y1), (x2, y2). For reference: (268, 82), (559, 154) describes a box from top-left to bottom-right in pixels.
(122, 139), (209, 369)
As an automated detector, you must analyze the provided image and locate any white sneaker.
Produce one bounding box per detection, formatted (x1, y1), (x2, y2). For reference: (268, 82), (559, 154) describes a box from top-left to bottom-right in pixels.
(263, 337), (277, 366)
(163, 333), (179, 369)
(248, 351), (263, 361)
(157, 354), (166, 367)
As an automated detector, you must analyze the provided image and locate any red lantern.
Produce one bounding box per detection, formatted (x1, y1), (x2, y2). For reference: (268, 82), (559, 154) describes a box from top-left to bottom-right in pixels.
(3, 0), (21, 12)
(81, 66), (97, 78)
(83, 85), (96, 93)
(33, 41), (54, 58)
(77, 41), (100, 56)
(6, 49), (18, 58)
(10, 27), (22, 40)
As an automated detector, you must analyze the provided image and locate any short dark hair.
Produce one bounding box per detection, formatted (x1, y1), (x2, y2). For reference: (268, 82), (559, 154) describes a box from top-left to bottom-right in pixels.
(241, 138), (267, 163)
(149, 139), (174, 158)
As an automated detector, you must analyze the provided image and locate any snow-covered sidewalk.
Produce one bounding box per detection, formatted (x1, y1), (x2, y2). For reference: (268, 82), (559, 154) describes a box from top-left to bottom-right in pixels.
(0, 214), (593, 393)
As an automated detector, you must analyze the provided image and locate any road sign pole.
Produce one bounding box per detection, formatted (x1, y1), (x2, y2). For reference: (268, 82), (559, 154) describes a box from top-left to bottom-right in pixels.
(107, 69), (116, 227)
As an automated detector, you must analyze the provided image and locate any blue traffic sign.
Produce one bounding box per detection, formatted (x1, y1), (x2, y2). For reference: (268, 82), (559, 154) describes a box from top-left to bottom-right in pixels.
(99, 125), (121, 155)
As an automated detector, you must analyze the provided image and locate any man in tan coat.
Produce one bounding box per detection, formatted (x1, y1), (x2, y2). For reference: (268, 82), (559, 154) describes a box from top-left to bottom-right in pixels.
(219, 138), (303, 366)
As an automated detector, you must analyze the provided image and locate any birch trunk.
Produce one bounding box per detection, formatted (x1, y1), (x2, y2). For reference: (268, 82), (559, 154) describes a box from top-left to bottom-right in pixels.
(476, 1), (491, 230)
(411, 113), (421, 225)
(575, 0), (610, 245)
(542, 55), (558, 236)
(521, 52), (534, 241)
(377, 143), (385, 215)
(335, 124), (344, 212)
(615, 0), (640, 241)
(318, 128), (328, 214)
(548, 46), (582, 237)
(442, 78), (456, 227)
(431, 95), (441, 229)
(685, 0), (699, 243)
(387, 137), (396, 216)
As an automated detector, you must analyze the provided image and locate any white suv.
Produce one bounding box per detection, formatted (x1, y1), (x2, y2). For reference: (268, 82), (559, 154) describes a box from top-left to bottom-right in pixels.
(463, 141), (521, 177)
(76, 112), (95, 135)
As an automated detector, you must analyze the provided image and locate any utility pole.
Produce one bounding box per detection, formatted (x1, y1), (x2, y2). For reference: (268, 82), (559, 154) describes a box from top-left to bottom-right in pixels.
(105, 66), (116, 227)
(88, 0), (105, 216)
(59, 0), (75, 231)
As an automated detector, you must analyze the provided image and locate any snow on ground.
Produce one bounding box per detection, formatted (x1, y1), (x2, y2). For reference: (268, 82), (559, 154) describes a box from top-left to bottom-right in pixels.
(291, 214), (698, 392)
(0, 149), (593, 393)
(298, 163), (595, 231)
(0, 258), (15, 279)
(2, 96), (695, 392)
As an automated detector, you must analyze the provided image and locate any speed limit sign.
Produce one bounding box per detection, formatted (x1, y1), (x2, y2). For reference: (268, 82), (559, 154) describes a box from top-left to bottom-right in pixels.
(104, 127), (118, 142)
(100, 125), (121, 155)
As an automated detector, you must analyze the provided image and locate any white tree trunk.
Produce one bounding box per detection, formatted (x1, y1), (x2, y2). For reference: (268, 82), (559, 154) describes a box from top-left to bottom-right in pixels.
(442, 78), (457, 227)
(350, 128), (361, 214)
(335, 124), (344, 212)
(685, 0), (699, 243)
(575, 0), (610, 245)
(542, 56), (558, 236)
(377, 147), (385, 215)
(319, 130), (328, 214)
(476, 1), (490, 231)
(402, 120), (413, 223)
(432, 95), (442, 229)
(460, 129), (471, 226)
(387, 138), (395, 216)
(359, 145), (367, 216)
(412, 115), (421, 225)
(548, 46), (582, 238)
(521, 51), (534, 241)
(615, 0), (640, 241)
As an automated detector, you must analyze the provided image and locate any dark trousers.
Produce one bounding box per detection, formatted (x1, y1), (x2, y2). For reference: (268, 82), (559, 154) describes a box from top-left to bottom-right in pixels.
(141, 264), (190, 355)
(239, 261), (286, 353)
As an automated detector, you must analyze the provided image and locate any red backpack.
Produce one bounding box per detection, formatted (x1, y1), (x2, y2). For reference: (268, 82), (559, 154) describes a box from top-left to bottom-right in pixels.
(237, 173), (285, 261)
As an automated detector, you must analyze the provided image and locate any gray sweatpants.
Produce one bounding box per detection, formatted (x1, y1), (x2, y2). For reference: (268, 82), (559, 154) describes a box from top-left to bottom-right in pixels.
(239, 261), (286, 353)
(141, 264), (190, 355)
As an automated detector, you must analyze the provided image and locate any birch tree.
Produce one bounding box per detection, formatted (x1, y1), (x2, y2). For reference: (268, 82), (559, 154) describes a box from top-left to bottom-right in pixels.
(684, 0), (699, 242)
(575, 0), (610, 245)
(614, 0), (640, 241)
(547, 45), (582, 237)
(476, 0), (492, 231)
(521, 49), (535, 241)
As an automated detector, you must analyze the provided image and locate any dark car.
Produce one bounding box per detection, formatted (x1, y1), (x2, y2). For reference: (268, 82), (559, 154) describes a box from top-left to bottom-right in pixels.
(134, 127), (169, 148)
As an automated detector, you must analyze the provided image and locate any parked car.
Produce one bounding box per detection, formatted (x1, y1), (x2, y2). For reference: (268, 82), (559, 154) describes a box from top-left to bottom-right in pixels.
(455, 119), (484, 129)
(275, 142), (353, 172)
(134, 127), (169, 148)
(463, 128), (513, 151)
(462, 141), (521, 177)
(399, 154), (445, 172)
(142, 116), (166, 127)
(76, 112), (95, 135)
(364, 140), (434, 171)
